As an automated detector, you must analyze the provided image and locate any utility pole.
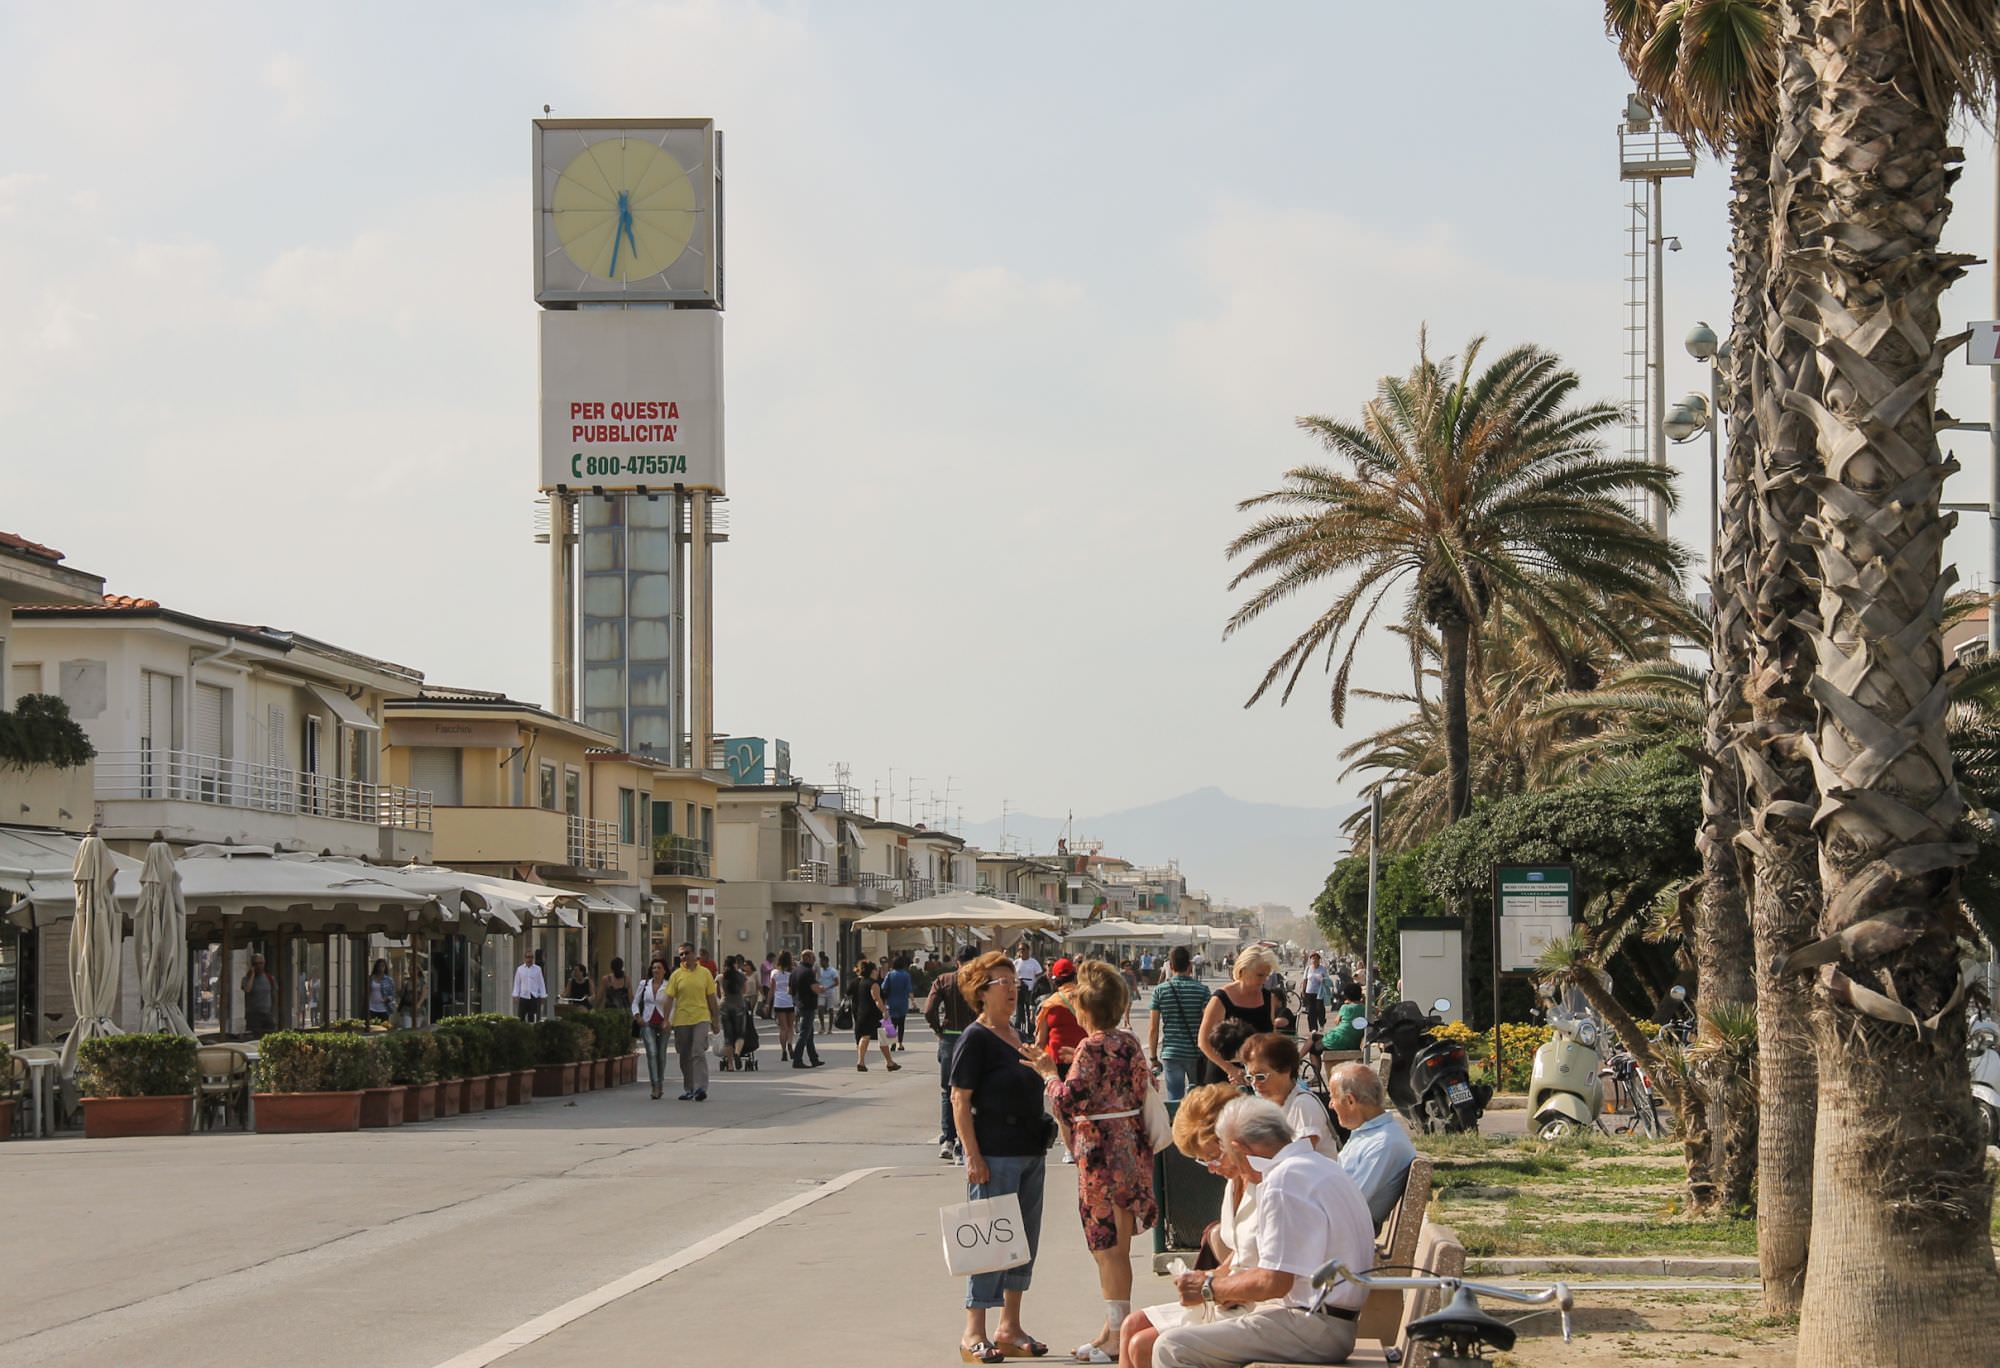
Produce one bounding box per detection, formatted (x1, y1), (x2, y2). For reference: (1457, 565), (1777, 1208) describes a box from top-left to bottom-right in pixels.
(1990, 125), (1999, 659)
(1363, 785), (1382, 1013)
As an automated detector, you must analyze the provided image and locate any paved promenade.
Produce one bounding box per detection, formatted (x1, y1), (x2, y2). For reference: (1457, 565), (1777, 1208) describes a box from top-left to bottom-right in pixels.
(1, 1012), (1151, 1368)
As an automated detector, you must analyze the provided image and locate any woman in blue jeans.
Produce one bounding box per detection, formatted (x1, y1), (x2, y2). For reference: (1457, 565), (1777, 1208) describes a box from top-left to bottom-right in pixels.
(631, 957), (672, 1100)
(949, 951), (1051, 1363)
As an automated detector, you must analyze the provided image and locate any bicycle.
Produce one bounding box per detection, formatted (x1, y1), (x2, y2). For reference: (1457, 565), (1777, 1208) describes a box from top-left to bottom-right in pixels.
(1309, 1259), (1575, 1364)
(1600, 1044), (1664, 1139)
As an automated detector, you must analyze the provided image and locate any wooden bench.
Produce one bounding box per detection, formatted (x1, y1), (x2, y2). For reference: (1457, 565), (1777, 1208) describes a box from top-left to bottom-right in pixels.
(1358, 1154), (1433, 1343)
(1247, 1219), (1466, 1368)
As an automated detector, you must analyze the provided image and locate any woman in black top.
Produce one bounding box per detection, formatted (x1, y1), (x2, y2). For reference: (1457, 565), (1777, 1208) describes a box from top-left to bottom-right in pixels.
(848, 960), (899, 1072)
(719, 958), (752, 1071)
(948, 952), (1051, 1365)
(598, 957), (632, 1011)
(1195, 946), (1292, 1088)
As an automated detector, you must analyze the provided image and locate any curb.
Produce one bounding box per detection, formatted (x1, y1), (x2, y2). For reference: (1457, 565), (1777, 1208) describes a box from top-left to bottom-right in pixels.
(1467, 1255), (1758, 1278)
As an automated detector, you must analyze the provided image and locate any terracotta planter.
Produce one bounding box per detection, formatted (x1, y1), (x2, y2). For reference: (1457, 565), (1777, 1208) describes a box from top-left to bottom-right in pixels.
(510, 1070), (534, 1105)
(438, 1080), (462, 1117)
(83, 1095), (193, 1139)
(624, 1054), (638, 1084)
(0, 1098), (14, 1140)
(482, 1074), (506, 1109)
(254, 1091), (362, 1134)
(570, 1061), (588, 1092)
(359, 1087), (405, 1128)
(404, 1083), (437, 1122)
(534, 1064), (575, 1098)
(459, 1077), (485, 1113)
(592, 1059), (608, 1089)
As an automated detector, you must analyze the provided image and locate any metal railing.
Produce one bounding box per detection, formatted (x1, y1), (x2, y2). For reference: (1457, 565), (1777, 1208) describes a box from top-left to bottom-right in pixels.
(652, 836), (712, 878)
(567, 813), (619, 869)
(95, 749), (432, 831)
(789, 858), (833, 885)
(855, 872), (905, 901)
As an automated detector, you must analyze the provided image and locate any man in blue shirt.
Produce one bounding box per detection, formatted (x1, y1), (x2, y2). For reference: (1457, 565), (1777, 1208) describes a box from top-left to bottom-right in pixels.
(882, 954), (914, 1052)
(1329, 1062), (1417, 1228)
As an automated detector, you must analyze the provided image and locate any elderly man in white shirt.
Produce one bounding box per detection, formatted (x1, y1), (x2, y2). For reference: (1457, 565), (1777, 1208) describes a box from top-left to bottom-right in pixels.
(1154, 1096), (1375, 1368)
(511, 948), (548, 1023)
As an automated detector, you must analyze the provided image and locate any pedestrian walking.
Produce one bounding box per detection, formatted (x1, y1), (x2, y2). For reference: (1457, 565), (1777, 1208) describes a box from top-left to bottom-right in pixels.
(1011, 943), (1045, 1033)
(365, 958), (397, 1027)
(848, 959), (900, 1072)
(1300, 952), (1327, 1037)
(925, 943), (981, 1161)
(511, 946), (548, 1023)
(633, 957), (672, 1099)
(1031, 960), (1159, 1364)
(598, 957), (632, 1012)
(790, 950), (825, 1068)
(1196, 947), (1288, 1088)
(949, 951), (1050, 1364)
(771, 950), (798, 1058)
(1147, 945), (1209, 1101)
(883, 953), (914, 1051)
(817, 955), (839, 1035)
(719, 956), (753, 1072)
(757, 952), (776, 1017)
(666, 943), (719, 1101)
(242, 954), (277, 1037)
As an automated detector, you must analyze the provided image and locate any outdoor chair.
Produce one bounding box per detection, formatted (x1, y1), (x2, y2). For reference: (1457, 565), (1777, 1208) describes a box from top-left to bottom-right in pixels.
(196, 1046), (249, 1131)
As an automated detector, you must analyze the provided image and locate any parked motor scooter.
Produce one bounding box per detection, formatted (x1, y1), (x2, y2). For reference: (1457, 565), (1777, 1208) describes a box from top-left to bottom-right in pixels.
(1364, 997), (1489, 1133)
(1529, 995), (1604, 1140)
(1969, 1017), (2000, 1148)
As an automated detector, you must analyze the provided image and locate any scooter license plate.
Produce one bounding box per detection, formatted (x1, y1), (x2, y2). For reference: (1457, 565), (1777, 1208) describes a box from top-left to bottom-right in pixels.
(1446, 1081), (1473, 1106)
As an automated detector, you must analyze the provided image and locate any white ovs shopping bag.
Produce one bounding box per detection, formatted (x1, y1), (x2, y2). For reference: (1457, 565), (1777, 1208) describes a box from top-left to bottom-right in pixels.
(940, 1193), (1029, 1277)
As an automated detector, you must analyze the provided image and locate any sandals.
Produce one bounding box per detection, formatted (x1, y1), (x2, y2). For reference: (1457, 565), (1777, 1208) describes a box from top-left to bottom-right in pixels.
(857, 1064), (869, 1072)
(961, 1341), (1006, 1364)
(999, 1338), (1050, 1359)
(887, 1061), (903, 1071)
(1068, 1346), (1112, 1364)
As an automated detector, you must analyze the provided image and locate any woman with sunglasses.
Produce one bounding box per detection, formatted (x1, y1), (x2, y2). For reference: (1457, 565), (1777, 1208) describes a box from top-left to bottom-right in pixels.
(1241, 1032), (1340, 1157)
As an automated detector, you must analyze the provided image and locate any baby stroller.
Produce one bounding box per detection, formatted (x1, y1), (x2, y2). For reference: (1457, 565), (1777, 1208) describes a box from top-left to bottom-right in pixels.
(717, 1005), (761, 1071)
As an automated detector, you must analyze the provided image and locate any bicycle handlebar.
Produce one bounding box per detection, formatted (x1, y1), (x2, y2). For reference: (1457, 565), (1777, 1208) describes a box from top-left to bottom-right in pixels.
(1307, 1261), (1575, 1342)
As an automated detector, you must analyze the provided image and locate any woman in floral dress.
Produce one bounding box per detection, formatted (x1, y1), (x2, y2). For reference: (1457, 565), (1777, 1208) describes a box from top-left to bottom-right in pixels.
(1031, 959), (1160, 1364)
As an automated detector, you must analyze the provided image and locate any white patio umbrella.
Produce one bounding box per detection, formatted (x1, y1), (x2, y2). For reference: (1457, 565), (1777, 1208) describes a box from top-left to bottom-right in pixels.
(135, 842), (193, 1036)
(59, 834), (124, 1085)
(852, 892), (1063, 933)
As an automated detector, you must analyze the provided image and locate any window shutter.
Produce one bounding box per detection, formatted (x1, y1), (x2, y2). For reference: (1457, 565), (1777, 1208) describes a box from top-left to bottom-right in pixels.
(408, 747), (463, 806)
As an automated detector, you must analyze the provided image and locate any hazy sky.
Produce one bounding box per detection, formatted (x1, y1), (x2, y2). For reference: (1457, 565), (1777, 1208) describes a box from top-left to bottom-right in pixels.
(6, 2), (1998, 828)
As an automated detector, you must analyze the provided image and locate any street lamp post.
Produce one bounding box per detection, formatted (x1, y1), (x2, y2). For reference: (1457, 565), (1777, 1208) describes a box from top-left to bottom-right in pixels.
(1683, 322), (1723, 575)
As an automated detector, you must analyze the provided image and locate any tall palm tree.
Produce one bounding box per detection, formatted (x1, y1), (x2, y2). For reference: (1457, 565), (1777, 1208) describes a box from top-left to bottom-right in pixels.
(1774, 2), (2000, 1355)
(1226, 334), (1687, 825)
(1608, 0), (1789, 1252)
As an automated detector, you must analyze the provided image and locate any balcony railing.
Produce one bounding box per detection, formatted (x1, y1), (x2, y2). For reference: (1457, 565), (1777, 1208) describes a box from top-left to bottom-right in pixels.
(790, 859), (833, 884)
(567, 813), (619, 869)
(856, 872), (904, 901)
(96, 749), (432, 831)
(653, 836), (712, 878)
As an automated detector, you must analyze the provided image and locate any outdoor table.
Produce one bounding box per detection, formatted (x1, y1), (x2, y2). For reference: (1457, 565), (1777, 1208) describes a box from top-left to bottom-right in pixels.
(22, 1056), (56, 1139)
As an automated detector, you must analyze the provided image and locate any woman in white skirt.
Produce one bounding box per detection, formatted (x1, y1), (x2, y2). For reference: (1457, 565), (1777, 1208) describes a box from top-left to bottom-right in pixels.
(1118, 1084), (1274, 1368)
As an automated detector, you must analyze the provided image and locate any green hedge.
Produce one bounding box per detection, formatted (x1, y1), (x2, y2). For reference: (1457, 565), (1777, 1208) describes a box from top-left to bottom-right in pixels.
(434, 1017), (494, 1077)
(78, 1033), (198, 1097)
(0, 1040), (12, 1097)
(380, 1031), (439, 1086)
(532, 1016), (587, 1066)
(256, 1031), (387, 1093)
(465, 1014), (537, 1071)
(577, 1008), (631, 1060)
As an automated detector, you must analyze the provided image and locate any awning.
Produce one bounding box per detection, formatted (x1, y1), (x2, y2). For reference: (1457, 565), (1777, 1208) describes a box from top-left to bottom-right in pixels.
(0, 827), (143, 903)
(852, 892), (1062, 932)
(795, 804), (838, 850)
(309, 683), (380, 731)
(843, 820), (869, 851)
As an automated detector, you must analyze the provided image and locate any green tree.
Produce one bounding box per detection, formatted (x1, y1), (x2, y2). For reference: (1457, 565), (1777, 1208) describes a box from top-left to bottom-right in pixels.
(1225, 335), (1687, 824)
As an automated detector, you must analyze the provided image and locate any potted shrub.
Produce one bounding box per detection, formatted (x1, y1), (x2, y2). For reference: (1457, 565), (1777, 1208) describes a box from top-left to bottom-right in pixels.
(382, 1031), (438, 1122)
(435, 1018), (494, 1113)
(0, 1039), (14, 1141)
(338, 1032), (402, 1128)
(472, 1014), (537, 1104)
(78, 1034), (198, 1138)
(431, 1029), (466, 1116)
(584, 1009), (628, 1087)
(532, 1017), (584, 1097)
(254, 1031), (377, 1133)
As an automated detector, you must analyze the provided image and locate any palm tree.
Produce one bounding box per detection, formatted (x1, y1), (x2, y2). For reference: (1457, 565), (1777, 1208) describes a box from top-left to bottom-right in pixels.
(1607, 0), (1790, 1261)
(1774, 3), (2000, 1353)
(1226, 334), (1687, 825)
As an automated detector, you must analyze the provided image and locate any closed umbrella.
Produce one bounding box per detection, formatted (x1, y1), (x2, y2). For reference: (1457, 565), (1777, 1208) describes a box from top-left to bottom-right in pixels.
(59, 834), (124, 1088)
(136, 842), (193, 1036)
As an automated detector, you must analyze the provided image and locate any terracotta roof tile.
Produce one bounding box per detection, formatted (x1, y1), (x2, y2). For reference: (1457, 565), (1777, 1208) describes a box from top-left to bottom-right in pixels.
(102, 593), (161, 609)
(0, 531), (65, 563)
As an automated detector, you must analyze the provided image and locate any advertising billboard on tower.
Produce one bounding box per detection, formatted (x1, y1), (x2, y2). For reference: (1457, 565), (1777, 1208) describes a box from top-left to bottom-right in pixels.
(539, 309), (725, 493)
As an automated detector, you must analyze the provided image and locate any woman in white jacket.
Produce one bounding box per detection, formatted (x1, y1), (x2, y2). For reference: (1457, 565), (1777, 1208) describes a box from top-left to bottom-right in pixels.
(632, 957), (673, 1099)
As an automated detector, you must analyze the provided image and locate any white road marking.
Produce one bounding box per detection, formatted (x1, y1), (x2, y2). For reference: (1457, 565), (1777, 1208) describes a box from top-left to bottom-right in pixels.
(429, 1166), (890, 1368)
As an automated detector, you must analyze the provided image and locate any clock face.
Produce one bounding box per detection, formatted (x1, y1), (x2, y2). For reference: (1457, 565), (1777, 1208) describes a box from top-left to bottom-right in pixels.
(534, 120), (720, 304)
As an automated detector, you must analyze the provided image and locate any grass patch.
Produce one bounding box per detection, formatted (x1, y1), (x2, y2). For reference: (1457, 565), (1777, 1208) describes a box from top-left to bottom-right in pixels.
(1454, 1214), (1758, 1258)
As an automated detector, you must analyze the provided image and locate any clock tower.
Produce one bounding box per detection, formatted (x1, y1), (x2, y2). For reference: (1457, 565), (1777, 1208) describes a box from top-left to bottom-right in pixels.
(533, 117), (724, 768)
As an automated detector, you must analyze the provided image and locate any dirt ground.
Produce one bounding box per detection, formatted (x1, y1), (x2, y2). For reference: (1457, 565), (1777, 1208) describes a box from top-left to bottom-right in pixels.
(1490, 1288), (1795, 1366)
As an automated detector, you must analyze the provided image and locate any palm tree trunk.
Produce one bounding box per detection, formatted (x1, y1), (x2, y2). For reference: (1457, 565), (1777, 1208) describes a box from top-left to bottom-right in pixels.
(1790, 2), (2000, 1358)
(1736, 14), (1823, 1316)
(1441, 616), (1472, 822)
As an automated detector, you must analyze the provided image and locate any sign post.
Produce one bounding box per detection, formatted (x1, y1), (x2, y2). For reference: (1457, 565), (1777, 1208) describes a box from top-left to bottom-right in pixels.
(1489, 864), (1576, 1092)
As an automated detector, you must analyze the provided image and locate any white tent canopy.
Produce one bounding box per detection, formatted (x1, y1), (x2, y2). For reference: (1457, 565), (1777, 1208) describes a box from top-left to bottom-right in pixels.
(853, 892), (1062, 932)
(1064, 919), (1170, 943)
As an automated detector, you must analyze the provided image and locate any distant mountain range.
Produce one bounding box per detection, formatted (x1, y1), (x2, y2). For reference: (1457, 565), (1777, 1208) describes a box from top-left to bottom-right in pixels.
(961, 787), (1363, 917)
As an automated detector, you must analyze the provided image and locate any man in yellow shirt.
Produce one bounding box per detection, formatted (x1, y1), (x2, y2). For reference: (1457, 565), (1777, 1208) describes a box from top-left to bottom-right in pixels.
(666, 943), (721, 1101)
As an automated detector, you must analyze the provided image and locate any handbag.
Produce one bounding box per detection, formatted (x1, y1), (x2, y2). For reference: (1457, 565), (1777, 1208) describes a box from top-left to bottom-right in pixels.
(1141, 1074), (1173, 1153)
(940, 1192), (1030, 1277)
(834, 1002), (854, 1031)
